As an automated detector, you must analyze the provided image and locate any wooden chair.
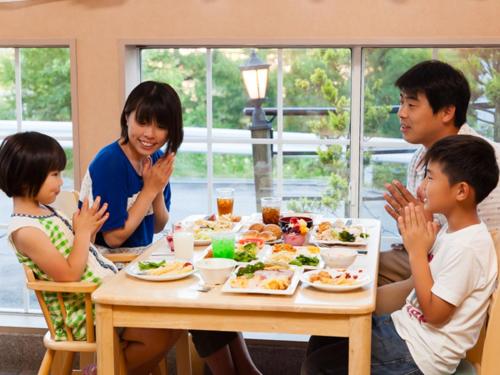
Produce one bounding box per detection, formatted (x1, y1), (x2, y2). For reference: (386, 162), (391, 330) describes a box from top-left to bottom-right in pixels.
(25, 265), (170, 375)
(454, 229), (500, 374)
(25, 265), (102, 375)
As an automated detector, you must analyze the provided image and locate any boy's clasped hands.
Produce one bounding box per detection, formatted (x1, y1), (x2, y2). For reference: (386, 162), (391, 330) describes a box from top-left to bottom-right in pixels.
(397, 203), (440, 259)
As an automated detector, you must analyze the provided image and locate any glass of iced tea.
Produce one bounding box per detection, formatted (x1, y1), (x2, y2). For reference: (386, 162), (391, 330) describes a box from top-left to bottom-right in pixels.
(261, 197), (282, 225)
(216, 188), (235, 216)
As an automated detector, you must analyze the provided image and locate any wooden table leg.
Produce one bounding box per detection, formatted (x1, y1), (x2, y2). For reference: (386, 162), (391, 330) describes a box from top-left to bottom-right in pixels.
(96, 303), (118, 375)
(348, 314), (371, 375)
(175, 330), (192, 375)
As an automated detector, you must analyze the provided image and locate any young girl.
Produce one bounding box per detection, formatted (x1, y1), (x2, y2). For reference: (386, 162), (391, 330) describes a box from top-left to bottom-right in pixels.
(80, 81), (261, 375)
(0, 132), (181, 375)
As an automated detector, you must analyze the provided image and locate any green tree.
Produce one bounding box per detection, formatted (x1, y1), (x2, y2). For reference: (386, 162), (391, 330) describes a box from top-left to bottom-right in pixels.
(0, 47), (71, 121)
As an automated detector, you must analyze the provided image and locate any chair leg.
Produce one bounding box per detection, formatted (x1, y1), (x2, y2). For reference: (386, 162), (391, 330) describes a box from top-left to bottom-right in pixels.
(61, 351), (75, 375)
(38, 349), (55, 375)
(151, 358), (168, 375)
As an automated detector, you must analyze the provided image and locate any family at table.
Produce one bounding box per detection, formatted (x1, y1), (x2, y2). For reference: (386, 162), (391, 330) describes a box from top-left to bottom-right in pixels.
(0, 59), (499, 375)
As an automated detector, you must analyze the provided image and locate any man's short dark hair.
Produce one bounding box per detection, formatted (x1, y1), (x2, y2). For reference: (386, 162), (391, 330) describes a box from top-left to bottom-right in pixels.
(120, 81), (184, 154)
(423, 135), (499, 204)
(396, 60), (471, 128)
(0, 132), (66, 198)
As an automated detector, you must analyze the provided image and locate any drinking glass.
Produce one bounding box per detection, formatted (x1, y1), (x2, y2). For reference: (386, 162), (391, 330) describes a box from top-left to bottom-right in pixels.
(261, 197), (282, 225)
(173, 231), (194, 261)
(216, 188), (235, 216)
(211, 232), (235, 259)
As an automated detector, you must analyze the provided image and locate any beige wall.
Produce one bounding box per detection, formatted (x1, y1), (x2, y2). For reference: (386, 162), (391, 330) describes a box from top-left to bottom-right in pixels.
(0, 0), (499, 183)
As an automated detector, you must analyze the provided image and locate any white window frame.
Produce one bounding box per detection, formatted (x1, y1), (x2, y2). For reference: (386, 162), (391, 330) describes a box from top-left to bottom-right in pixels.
(0, 41), (78, 316)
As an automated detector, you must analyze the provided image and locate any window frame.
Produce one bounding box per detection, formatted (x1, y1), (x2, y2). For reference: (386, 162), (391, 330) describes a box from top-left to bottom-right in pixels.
(0, 40), (78, 315)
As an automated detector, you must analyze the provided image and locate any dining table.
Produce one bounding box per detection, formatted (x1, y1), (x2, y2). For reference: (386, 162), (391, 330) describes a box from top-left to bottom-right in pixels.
(93, 217), (381, 374)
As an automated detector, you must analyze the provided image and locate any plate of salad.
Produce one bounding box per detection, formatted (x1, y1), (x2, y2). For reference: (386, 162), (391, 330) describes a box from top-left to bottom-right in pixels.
(260, 245), (324, 270)
(311, 220), (370, 246)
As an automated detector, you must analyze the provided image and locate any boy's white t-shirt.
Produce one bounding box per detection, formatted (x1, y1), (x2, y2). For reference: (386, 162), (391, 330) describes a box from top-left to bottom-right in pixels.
(392, 222), (497, 375)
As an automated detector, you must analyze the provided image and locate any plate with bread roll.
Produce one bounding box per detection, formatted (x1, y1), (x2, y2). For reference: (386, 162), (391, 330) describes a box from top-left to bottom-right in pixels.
(240, 223), (283, 244)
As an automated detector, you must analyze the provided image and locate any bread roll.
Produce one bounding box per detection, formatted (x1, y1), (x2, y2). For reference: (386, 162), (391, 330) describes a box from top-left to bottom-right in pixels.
(241, 230), (260, 239)
(249, 223), (265, 232)
(258, 231), (275, 241)
(263, 224), (282, 238)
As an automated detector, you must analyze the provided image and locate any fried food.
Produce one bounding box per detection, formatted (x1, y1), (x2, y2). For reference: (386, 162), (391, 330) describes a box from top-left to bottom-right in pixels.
(317, 221), (332, 233)
(272, 243), (296, 253)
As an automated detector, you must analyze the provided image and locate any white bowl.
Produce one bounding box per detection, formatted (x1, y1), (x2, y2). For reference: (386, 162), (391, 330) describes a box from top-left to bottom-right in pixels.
(320, 247), (357, 268)
(195, 258), (236, 285)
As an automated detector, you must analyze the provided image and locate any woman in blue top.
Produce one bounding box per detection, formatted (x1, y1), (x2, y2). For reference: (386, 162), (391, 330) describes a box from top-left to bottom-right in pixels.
(80, 81), (181, 250)
(80, 81), (261, 375)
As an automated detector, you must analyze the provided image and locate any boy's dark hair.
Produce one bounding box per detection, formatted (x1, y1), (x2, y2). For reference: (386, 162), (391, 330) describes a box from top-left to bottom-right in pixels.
(424, 135), (499, 204)
(0, 132), (66, 198)
(120, 81), (184, 153)
(396, 60), (471, 128)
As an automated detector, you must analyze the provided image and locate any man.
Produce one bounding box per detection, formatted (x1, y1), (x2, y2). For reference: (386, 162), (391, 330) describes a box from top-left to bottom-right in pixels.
(378, 60), (500, 290)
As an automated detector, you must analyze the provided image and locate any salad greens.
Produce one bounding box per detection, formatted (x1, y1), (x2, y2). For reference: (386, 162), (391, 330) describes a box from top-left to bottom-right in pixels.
(138, 260), (166, 270)
(289, 255), (319, 267)
(236, 262), (265, 277)
(338, 230), (356, 242)
(234, 242), (258, 262)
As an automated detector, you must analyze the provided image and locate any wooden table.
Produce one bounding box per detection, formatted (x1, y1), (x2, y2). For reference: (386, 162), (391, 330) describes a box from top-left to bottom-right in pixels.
(93, 218), (381, 374)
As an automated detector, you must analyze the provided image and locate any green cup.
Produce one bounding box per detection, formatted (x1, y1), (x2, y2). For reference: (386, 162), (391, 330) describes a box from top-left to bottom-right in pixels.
(211, 232), (235, 259)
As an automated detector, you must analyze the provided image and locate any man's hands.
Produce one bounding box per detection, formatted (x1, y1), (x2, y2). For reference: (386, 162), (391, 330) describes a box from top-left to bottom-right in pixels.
(384, 179), (433, 223)
(397, 203), (439, 258)
(142, 153), (175, 195)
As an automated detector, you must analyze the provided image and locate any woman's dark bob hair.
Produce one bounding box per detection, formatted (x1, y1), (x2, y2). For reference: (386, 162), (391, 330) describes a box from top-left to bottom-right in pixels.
(0, 132), (66, 198)
(120, 81), (184, 154)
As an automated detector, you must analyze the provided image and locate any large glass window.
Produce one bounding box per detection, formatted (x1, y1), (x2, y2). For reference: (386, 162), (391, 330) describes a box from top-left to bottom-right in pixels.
(0, 47), (73, 311)
(360, 48), (500, 248)
(141, 48), (352, 224)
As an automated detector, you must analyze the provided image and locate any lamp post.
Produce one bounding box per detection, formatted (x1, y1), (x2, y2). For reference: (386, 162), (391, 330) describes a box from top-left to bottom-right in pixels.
(240, 51), (273, 210)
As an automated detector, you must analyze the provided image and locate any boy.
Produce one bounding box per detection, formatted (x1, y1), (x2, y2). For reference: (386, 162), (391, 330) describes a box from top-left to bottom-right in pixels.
(379, 60), (500, 286)
(302, 134), (499, 375)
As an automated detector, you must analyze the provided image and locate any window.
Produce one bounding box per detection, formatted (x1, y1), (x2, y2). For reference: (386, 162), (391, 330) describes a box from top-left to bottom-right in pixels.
(360, 47), (500, 248)
(141, 47), (353, 225)
(0, 47), (73, 311)
(140, 46), (500, 246)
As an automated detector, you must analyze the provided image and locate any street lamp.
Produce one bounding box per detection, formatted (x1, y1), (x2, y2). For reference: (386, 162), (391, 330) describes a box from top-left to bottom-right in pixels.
(240, 51), (273, 209)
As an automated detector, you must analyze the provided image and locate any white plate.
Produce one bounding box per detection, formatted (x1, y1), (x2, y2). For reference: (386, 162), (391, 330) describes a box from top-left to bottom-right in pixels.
(260, 246), (324, 270)
(221, 265), (302, 295)
(310, 220), (369, 246)
(301, 269), (370, 292)
(182, 217), (242, 246)
(126, 258), (195, 281)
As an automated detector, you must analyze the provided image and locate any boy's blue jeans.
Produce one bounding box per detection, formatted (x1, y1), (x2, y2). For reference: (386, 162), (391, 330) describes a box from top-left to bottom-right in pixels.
(301, 314), (423, 375)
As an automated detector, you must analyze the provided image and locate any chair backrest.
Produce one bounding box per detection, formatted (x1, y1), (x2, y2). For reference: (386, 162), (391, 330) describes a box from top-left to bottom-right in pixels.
(52, 190), (79, 218)
(24, 266), (97, 344)
(477, 230), (500, 373)
(52, 190), (139, 265)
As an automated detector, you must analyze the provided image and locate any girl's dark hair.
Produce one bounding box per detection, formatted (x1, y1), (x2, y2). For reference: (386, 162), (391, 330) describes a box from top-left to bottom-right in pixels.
(120, 81), (184, 153)
(396, 60), (471, 128)
(0, 132), (66, 198)
(423, 135), (499, 204)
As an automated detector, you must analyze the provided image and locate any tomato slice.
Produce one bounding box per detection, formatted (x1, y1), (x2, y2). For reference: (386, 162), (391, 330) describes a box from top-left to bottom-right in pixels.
(238, 238), (264, 247)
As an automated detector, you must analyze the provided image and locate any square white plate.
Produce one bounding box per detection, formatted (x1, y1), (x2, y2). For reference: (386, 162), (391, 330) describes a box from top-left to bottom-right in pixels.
(221, 265), (302, 295)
